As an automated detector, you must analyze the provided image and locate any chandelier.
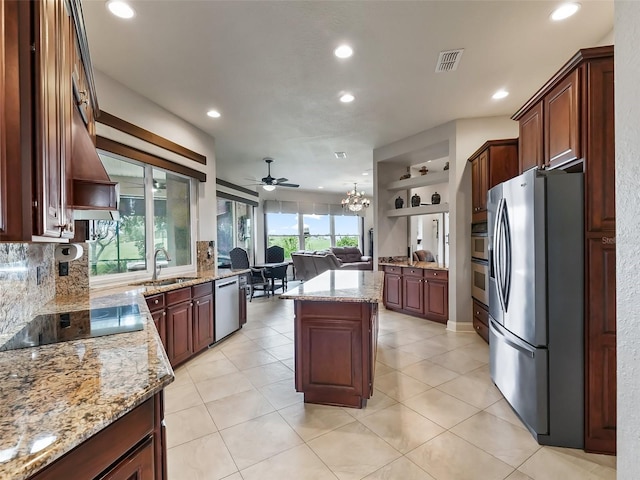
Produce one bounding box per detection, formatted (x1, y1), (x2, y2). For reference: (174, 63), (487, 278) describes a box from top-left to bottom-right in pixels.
(341, 183), (371, 212)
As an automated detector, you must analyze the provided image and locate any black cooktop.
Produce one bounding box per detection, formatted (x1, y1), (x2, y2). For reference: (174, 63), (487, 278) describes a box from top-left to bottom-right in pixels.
(0, 304), (144, 352)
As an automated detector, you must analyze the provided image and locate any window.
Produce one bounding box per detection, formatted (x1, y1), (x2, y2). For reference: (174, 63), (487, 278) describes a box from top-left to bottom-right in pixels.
(334, 215), (359, 247)
(266, 213), (299, 260)
(303, 214), (330, 250)
(88, 151), (194, 279)
(265, 212), (363, 254)
(217, 197), (255, 267)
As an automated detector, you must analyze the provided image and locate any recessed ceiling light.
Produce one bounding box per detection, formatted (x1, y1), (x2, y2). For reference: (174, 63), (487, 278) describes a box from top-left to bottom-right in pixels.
(340, 93), (355, 103)
(318, 186), (324, 189)
(106, 0), (135, 19)
(207, 110), (221, 118)
(551, 3), (580, 21)
(362, 172), (369, 176)
(492, 89), (509, 100)
(334, 152), (347, 159)
(334, 45), (353, 59)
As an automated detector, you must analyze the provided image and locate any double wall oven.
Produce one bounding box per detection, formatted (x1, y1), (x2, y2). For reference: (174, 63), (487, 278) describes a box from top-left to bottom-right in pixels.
(471, 224), (489, 306)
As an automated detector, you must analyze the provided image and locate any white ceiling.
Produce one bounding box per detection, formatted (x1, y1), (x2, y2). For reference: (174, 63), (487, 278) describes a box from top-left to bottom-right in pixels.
(82, 0), (613, 194)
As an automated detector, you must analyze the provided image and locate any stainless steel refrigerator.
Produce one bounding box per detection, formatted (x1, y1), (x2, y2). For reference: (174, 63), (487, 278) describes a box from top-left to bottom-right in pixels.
(487, 168), (584, 448)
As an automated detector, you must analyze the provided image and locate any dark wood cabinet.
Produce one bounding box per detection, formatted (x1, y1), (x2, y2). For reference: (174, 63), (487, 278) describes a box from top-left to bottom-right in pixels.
(423, 270), (448, 323)
(239, 281), (247, 327)
(0, 0), (114, 242)
(33, 0), (74, 239)
(382, 266), (448, 324)
(545, 69), (581, 169)
(294, 301), (377, 408)
(383, 266), (402, 310)
(146, 294), (166, 349)
(518, 101), (543, 172)
(145, 281), (218, 367)
(468, 139), (518, 223)
(166, 300), (193, 366)
(472, 299), (489, 344)
(513, 46), (615, 454)
(192, 291), (214, 353)
(29, 393), (166, 480)
(402, 268), (424, 315)
(585, 236), (617, 453)
(0, 0), (25, 239)
(102, 438), (155, 480)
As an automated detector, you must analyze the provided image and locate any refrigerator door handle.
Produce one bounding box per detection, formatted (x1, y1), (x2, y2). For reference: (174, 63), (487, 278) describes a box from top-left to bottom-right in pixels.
(501, 199), (512, 311)
(494, 198), (506, 312)
(490, 319), (535, 359)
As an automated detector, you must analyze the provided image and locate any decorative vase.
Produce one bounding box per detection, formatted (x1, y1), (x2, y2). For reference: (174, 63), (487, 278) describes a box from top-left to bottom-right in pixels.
(411, 193), (421, 207)
(395, 196), (404, 209)
(419, 166), (428, 176)
(443, 162), (449, 171)
(431, 191), (441, 205)
(399, 167), (411, 180)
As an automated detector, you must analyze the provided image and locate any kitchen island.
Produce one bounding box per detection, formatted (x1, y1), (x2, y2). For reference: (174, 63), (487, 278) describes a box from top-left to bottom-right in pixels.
(281, 270), (384, 408)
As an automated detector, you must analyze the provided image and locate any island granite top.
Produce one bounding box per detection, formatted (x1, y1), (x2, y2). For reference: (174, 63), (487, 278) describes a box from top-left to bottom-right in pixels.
(280, 270), (384, 303)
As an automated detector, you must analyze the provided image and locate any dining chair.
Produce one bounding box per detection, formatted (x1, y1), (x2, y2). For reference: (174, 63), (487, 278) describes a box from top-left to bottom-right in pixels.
(265, 245), (287, 293)
(229, 247), (270, 301)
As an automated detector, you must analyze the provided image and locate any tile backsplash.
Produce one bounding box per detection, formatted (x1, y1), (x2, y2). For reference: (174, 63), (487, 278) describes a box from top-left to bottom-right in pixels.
(197, 240), (215, 273)
(0, 243), (56, 335)
(55, 242), (89, 297)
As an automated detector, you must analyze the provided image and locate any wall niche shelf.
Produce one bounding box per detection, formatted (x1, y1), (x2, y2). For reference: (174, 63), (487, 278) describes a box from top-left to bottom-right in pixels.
(386, 171), (449, 191)
(387, 203), (449, 217)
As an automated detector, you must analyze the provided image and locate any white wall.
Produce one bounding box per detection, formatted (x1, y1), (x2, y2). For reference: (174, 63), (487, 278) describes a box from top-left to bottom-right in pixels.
(615, 1), (640, 477)
(94, 71), (218, 241)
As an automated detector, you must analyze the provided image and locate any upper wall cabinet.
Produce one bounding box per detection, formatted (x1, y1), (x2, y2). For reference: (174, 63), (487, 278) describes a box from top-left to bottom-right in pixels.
(0, 0), (114, 242)
(513, 47), (612, 174)
(468, 139), (518, 224)
(0, 0), (21, 238)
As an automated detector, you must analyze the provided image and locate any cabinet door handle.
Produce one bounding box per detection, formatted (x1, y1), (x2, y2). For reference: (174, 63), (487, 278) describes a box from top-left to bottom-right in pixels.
(433, 273), (437, 276)
(196, 300), (200, 305)
(162, 312), (166, 316)
(154, 299), (159, 304)
(475, 311), (480, 315)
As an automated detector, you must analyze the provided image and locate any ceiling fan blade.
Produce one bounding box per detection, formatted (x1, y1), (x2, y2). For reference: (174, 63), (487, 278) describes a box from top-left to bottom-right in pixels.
(278, 183), (299, 188)
(275, 177), (288, 183)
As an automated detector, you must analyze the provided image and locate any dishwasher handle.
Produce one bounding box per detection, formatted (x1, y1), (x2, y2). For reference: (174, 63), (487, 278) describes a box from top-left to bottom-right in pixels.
(217, 280), (238, 289)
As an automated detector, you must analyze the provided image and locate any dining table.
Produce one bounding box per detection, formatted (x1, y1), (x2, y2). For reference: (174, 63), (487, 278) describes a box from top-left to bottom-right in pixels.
(252, 261), (292, 295)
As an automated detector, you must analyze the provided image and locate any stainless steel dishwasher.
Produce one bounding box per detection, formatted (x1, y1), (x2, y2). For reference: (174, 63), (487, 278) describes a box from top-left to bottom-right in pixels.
(215, 276), (240, 342)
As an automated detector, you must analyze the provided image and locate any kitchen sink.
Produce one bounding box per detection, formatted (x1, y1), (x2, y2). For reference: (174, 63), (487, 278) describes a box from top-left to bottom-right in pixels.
(131, 277), (197, 287)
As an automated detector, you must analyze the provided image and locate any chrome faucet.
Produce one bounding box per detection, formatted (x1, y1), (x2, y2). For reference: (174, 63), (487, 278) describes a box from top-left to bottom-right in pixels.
(152, 247), (171, 281)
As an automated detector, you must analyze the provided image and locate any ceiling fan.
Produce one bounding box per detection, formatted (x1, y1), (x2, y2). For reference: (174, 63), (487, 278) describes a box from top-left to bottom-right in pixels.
(256, 157), (299, 191)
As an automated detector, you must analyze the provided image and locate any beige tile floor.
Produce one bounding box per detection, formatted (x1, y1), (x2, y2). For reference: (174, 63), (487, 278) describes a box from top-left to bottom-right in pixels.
(164, 296), (616, 480)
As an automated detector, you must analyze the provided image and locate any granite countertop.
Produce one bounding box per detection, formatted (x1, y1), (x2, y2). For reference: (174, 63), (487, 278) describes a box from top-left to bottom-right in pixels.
(0, 268), (249, 480)
(378, 261), (448, 271)
(281, 270), (384, 303)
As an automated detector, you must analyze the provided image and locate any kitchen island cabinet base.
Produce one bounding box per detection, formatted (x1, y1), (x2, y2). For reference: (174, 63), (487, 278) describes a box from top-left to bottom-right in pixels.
(294, 300), (378, 409)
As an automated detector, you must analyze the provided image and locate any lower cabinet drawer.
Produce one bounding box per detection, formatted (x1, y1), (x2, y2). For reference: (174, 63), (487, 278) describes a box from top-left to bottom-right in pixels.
(165, 287), (191, 306)
(473, 315), (489, 344)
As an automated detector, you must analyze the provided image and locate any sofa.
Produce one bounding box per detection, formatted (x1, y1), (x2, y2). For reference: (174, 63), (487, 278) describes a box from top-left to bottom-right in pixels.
(330, 247), (373, 270)
(291, 247), (372, 281)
